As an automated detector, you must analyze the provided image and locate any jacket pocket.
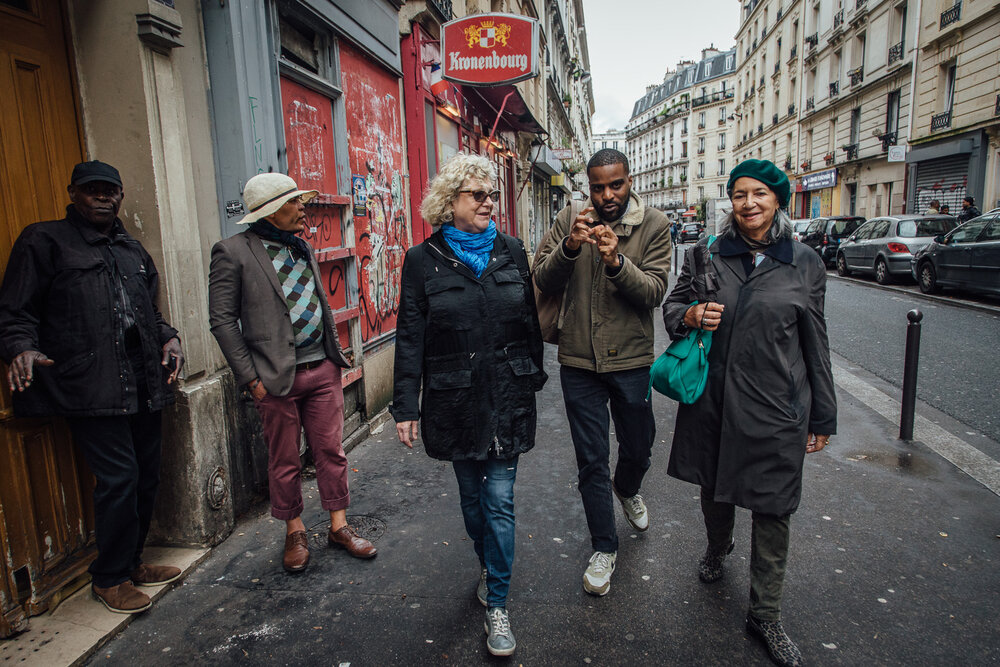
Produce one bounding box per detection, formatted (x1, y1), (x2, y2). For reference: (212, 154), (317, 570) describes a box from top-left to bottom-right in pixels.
(424, 367), (473, 428)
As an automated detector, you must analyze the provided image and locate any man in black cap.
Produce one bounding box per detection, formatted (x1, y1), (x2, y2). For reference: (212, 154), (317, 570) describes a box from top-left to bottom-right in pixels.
(0, 161), (185, 614)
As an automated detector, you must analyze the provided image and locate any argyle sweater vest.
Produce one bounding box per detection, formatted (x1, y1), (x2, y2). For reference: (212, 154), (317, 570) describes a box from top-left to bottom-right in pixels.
(261, 239), (324, 348)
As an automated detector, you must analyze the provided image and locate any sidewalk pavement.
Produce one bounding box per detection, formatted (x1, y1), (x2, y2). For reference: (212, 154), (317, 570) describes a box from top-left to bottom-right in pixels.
(11, 317), (1000, 665)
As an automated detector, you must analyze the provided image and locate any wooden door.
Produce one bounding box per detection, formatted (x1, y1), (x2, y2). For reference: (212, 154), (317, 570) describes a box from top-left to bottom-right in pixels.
(0, 0), (96, 637)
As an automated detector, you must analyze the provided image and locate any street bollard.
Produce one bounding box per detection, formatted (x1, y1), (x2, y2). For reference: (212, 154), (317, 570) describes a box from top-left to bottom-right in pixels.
(899, 309), (923, 441)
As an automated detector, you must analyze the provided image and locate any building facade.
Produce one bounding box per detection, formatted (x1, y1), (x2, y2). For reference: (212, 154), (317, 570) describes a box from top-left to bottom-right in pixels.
(592, 128), (626, 154)
(906, 0), (1000, 213)
(626, 47), (735, 218)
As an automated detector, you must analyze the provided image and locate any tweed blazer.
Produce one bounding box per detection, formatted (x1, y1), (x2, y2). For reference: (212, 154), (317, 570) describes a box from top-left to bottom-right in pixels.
(208, 229), (350, 396)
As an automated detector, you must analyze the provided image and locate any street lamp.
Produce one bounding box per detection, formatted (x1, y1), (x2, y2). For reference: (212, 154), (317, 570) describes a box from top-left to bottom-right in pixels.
(728, 112), (743, 121)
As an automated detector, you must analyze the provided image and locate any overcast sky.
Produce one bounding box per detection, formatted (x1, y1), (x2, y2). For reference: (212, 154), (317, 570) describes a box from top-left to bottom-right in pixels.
(581, 0), (741, 134)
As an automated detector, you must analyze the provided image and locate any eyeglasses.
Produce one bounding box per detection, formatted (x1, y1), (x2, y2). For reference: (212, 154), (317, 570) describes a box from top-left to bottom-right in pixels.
(459, 189), (501, 203)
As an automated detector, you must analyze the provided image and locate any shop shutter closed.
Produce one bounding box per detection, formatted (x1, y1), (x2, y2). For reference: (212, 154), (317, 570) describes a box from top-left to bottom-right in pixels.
(914, 155), (969, 213)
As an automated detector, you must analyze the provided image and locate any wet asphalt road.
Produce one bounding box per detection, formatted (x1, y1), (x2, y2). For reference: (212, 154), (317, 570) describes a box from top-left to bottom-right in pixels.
(824, 276), (1000, 448)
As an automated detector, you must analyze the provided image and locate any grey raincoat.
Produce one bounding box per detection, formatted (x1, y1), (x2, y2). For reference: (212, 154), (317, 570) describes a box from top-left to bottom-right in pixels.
(662, 233), (837, 516)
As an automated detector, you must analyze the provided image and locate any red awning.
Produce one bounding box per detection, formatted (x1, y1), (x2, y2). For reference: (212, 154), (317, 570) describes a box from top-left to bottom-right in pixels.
(682, 210), (697, 217)
(463, 84), (545, 135)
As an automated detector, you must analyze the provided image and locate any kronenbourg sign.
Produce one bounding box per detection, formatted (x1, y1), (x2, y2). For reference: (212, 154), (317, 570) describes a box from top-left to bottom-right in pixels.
(441, 14), (540, 87)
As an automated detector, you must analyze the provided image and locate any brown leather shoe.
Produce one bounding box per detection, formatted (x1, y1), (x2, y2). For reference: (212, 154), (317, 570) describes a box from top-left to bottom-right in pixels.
(92, 581), (152, 614)
(131, 563), (182, 587)
(283, 530), (310, 573)
(328, 524), (377, 559)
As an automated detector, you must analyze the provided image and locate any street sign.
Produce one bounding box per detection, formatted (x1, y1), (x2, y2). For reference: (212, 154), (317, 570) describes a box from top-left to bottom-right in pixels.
(441, 14), (540, 87)
(888, 145), (906, 162)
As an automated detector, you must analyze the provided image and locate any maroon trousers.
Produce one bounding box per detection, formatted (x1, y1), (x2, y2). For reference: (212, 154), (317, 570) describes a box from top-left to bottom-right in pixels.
(254, 360), (349, 520)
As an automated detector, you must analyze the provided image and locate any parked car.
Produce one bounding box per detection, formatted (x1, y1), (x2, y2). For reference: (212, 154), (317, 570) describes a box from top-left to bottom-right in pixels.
(800, 216), (865, 266)
(910, 212), (1000, 296)
(678, 222), (703, 243)
(791, 219), (812, 242)
(836, 215), (957, 284)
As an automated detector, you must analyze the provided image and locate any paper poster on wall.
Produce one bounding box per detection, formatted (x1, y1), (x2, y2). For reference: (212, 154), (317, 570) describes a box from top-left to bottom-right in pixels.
(352, 175), (367, 217)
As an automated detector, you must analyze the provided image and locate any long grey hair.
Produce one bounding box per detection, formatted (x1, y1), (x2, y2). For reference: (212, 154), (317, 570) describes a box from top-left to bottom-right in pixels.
(717, 208), (794, 242)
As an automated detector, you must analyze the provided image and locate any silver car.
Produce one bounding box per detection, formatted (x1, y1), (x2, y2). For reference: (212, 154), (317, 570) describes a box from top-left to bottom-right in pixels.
(836, 215), (957, 284)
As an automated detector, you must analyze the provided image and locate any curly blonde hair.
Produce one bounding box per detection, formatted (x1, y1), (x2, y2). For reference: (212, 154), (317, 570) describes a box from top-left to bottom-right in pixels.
(421, 153), (498, 227)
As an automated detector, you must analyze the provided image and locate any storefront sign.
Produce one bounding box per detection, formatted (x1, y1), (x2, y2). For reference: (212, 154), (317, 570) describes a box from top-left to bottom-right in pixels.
(441, 14), (539, 86)
(800, 168), (838, 192)
(551, 148), (574, 160)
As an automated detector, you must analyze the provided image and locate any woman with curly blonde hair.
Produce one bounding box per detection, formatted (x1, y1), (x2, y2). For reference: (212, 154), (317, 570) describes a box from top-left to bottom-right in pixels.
(391, 153), (546, 656)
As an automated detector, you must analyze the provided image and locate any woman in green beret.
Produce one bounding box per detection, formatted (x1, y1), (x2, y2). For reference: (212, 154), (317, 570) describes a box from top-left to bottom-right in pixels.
(662, 159), (837, 667)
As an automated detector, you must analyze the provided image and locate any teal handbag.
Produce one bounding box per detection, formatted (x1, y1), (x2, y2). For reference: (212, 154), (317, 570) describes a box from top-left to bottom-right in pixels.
(650, 236), (716, 404)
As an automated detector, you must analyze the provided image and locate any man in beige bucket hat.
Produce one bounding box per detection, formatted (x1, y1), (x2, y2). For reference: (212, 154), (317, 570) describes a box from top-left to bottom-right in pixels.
(209, 173), (376, 573)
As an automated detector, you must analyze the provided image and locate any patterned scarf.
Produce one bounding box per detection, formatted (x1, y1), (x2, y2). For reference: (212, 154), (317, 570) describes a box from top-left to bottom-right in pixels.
(250, 220), (313, 261)
(441, 220), (497, 277)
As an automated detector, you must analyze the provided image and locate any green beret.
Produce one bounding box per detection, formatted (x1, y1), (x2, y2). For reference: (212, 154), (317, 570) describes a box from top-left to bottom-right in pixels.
(727, 159), (790, 207)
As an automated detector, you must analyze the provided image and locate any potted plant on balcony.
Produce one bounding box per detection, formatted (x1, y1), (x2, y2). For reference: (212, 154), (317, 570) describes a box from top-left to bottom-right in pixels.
(562, 94), (571, 110)
(823, 152), (834, 165)
(784, 154), (793, 170)
(680, 173), (687, 183)
(564, 159), (584, 176)
(800, 160), (811, 171)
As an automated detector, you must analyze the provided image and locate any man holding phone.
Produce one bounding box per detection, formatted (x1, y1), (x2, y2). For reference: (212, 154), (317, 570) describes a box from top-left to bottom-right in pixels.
(533, 149), (672, 596)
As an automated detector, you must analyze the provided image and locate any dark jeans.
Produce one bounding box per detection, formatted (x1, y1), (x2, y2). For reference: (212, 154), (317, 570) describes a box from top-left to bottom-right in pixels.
(561, 365), (656, 552)
(453, 457), (518, 608)
(68, 406), (162, 588)
(701, 487), (791, 620)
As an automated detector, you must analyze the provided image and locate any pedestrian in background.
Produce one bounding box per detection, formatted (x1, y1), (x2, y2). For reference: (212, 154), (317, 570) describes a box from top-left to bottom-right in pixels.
(0, 161), (185, 614)
(940, 204), (950, 216)
(957, 196), (981, 223)
(391, 153), (546, 657)
(533, 148), (671, 597)
(924, 199), (941, 215)
(662, 159), (837, 667)
(208, 173), (375, 575)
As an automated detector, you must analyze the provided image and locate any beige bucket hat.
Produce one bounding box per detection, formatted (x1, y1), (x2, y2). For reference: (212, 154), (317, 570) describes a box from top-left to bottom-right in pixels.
(236, 173), (318, 224)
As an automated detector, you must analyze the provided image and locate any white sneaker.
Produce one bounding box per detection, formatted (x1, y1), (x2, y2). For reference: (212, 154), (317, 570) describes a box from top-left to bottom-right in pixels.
(614, 485), (649, 531)
(582, 551), (617, 596)
(484, 607), (516, 656)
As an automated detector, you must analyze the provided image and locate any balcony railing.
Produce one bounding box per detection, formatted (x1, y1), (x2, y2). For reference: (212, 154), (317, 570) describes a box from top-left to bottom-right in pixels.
(753, 37), (758, 49)
(776, 6), (783, 20)
(697, 148), (705, 155)
(931, 110), (952, 130)
(788, 44), (797, 61)
(849, 67), (863, 86)
(758, 123), (764, 133)
(879, 131), (898, 152)
(806, 96), (815, 110)
(805, 33), (818, 48)
(940, 1), (961, 29)
(842, 143), (859, 160)
(760, 75), (765, 87)
(788, 103), (796, 116)
(428, 0), (453, 20)
(833, 9), (844, 30)
(761, 26), (768, 38)
(830, 81), (840, 97)
(888, 41), (904, 65)
(774, 63), (781, 75)
(698, 122), (706, 129)
(855, 0), (867, 9)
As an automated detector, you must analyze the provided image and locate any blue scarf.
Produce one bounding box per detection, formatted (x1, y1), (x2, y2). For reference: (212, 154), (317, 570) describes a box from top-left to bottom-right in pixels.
(441, 220), (497, 277)
(250, 220), (313, 261)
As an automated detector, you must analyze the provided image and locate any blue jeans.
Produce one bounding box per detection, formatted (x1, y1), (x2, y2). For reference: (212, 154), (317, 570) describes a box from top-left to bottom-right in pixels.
(561, 365), (656, 553)
(453, 457), (518, 608)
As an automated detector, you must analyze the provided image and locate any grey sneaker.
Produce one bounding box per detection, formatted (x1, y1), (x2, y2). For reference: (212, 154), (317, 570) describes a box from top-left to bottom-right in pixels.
(613, 485), (649, 531)
(582, 551), (617, 596)
(484, 607), (516, 656)
(476, 568), (487, 607)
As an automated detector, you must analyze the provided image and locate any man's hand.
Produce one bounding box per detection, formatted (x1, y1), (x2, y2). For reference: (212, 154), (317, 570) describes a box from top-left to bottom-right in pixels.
(396, 420), (419, 448)
(594, 226), (620, 268)
(564, 206), (599, 252)
(806, 433), (830, 453)
(160, 337), (184, 385)
(7, 350), (54, 392)
(250, 379), (268, 401)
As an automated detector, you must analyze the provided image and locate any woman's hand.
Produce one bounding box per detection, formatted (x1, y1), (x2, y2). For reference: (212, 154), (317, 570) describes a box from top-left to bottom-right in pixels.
(806, 433), (829, 453)
(396, 420), (419, 448)
(683, 302), (725, 331)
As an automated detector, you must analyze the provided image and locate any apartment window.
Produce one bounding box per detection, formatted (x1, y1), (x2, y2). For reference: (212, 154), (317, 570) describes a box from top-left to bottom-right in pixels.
(718, 133), (726, 150)
(719, 184), (726, 198)
(601, 141), (607, 149)
(829, 118), (837, 152)
(886, 90), (900, 135)
(699, 111), (706, 127)
(806, 128), (814, 157)
(771, 140), (778, 162)
(718, 158), (726, 175)
(894, 2), (908, 50)
(698, 136), (705, 152)
(682, 141), (688, 157)
(719, 106), (727, 123)
(698, 186), (705, 200)
(698, 161), (705, 178)
(943, 62), (957, 111)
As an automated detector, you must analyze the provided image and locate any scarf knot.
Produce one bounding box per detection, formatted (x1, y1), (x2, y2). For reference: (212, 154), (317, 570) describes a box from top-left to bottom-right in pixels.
(250, 220), (313, 261)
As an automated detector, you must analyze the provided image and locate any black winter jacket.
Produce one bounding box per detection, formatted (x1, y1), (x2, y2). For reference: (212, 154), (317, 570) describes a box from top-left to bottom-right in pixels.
(390, 231), (546, 461)
(0, 206), (179, 417)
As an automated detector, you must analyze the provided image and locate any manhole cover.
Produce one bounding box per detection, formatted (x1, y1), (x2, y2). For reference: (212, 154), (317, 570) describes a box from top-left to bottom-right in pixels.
(307, 515), (386, 547)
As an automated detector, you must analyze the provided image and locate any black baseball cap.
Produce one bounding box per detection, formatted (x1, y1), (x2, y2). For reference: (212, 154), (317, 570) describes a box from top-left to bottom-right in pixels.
(71, 160), (123, 188)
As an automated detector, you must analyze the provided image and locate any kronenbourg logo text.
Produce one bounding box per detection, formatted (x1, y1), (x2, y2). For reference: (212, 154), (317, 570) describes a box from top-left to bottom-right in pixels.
(448, 20), (529, 73)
